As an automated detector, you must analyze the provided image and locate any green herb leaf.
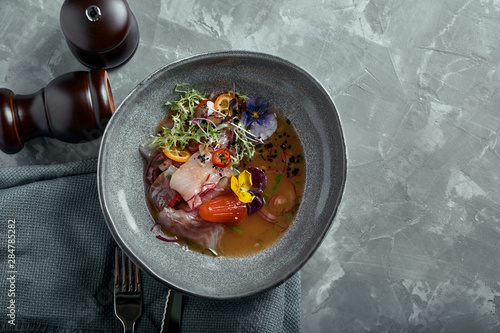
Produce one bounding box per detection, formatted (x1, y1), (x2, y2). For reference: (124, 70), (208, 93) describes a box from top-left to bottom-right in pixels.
(204, 248), (219, 256)
(230, 226), (244, 234)
(257, 229), (269, 237)
(270, 173), (283, 196)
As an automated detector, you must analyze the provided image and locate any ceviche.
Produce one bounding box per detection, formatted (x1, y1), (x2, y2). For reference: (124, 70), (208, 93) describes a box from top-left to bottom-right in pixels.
(140, 84), (304, 256)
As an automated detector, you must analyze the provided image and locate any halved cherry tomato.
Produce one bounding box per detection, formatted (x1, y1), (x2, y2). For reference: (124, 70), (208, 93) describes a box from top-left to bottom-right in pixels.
(199, 193), (247, 224)
(212, 148), (231, 168)
(163, 146), (191, 163)
(198, 100), (210, 108)
(198, 99), (213, 112)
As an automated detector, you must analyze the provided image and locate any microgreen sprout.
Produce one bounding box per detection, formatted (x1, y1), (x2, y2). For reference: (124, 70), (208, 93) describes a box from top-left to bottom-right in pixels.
(151, 84), (262, 165)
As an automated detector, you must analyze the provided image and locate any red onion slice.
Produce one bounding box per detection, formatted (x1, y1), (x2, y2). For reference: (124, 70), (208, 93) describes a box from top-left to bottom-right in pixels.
(156, 234), (179, 242)
(150, 223), (178, 242)
(146, 153), (165, 185)
(257, 206), (277, 224)
(150, 223), (161, 233)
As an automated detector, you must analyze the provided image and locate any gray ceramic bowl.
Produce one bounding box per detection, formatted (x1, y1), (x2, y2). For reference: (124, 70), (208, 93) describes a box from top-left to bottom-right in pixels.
(98, 51), (346, 300)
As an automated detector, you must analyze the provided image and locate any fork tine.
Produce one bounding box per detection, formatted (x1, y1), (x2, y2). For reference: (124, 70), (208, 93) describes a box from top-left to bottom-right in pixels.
(128, 256), (133, 291)
(121, 250), (126, 291)
(114, 248), (143, 332)
(135, 265), (140, 292)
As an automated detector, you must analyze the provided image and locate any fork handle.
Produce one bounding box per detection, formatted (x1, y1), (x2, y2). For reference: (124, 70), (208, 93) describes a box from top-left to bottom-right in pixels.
(122, 322), (135, 333)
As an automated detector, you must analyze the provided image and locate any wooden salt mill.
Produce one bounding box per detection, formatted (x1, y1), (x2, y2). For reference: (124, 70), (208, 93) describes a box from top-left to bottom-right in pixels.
(0, 69), (115, 154)
(60, 0), (140, 69)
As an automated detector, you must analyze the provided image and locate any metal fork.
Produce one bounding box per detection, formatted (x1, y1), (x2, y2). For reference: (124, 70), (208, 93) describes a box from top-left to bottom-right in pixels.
(114, 248), (143, 333)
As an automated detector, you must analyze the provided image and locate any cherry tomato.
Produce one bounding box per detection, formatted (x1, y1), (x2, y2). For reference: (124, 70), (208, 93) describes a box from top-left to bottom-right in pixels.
(212, 148), (231, 168)
(197, 99), (213, 115)
(199, 193), (247, 224)
(198, 99), (210, 108)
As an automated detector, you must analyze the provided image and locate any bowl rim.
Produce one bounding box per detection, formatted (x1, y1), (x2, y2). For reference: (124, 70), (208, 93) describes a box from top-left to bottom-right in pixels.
(98, 50), (347, 300)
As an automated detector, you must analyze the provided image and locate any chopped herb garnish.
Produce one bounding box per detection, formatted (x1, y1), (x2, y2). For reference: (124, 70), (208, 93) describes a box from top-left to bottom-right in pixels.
(258, 229), (269, 237)
(230, 226), (244, 234)
(185, 238), (201, 251)
(204, 248), (219, 256)
(270, 173), (283, 196)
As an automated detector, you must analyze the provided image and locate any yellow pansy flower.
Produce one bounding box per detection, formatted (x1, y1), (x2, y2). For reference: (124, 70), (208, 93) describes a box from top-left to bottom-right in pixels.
(231, 170), (255, 203)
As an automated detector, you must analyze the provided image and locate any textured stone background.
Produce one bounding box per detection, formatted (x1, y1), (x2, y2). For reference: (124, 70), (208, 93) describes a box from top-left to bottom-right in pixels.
(2, 0), (500, 332)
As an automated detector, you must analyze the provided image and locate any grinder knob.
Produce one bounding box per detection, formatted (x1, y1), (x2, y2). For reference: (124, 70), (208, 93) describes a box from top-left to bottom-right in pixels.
(60, 0), (140, 69)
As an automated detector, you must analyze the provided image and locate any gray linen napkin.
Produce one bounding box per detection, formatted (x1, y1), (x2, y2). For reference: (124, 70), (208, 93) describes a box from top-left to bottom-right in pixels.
(0, 158), (300, 332)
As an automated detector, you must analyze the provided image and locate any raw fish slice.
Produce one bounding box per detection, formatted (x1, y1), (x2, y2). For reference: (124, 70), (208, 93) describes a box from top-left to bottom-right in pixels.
(156, 207), (224, 250)
(170, 149), (233, 210)
(148, 166), (178, 210)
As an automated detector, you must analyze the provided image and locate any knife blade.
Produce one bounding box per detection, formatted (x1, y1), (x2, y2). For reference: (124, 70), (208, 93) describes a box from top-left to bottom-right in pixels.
(160, 289), (183, 333)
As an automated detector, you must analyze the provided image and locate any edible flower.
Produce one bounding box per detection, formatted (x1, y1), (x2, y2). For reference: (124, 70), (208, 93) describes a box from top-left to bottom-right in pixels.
(242, 97), (270, 127)
(231, 170), (255, 203)
(242, 97), (277, 140)
(245, 167), (266, 215)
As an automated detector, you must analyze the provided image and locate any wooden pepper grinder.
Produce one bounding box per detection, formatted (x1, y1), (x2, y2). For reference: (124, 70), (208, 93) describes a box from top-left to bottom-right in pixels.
(0, 69), (115, 154)
(60, 0), (140, 69)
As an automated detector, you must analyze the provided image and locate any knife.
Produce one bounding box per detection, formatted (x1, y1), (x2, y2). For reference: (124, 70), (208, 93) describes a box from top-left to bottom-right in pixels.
(160, 289), (183, 333)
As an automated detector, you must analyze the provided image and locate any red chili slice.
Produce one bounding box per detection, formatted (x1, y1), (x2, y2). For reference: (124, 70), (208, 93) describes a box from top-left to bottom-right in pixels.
(168, 193), (182, 207)
(212, 148), (231, 168)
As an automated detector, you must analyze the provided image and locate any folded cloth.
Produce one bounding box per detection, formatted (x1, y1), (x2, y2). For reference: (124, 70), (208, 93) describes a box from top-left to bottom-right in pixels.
(0, 158), (300, 333)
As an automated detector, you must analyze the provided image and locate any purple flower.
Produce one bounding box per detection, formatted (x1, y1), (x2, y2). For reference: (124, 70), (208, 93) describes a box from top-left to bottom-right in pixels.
(247, 167), (266, 194)
(246, 167), (266, 215)
(241, 97), (273, 128)
(247, 195), (264, 215)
